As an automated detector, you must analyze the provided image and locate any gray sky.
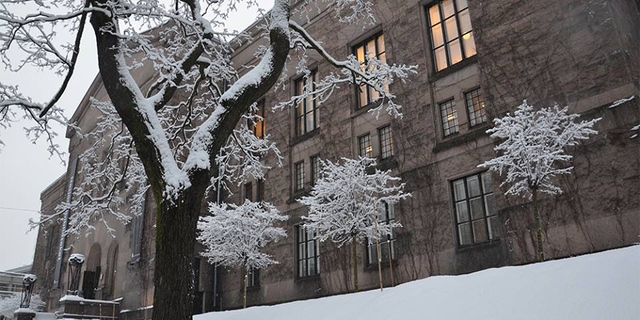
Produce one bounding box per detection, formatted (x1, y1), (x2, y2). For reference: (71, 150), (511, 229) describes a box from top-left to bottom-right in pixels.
(0, 1), (270, 271)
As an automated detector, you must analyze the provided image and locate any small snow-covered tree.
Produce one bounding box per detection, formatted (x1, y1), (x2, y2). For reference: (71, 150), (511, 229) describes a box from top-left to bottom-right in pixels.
(479, 100), (600, 261)
(197, 199), (287, 308)
(0, 293), (44, 319)
(300, 157), (410, 291)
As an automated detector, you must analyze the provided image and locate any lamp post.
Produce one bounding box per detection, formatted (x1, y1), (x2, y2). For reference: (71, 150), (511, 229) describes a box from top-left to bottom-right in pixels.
(67, 253), (85, 296)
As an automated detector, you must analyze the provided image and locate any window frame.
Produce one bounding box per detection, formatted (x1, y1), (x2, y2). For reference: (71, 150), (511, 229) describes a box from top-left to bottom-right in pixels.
(439, 98), (459, 137)
(425, 0), (477, 72)
(378, 125), (394, 160)
(294, 160), (305, 192)
(464, 87), (487, 127)
(310, 155), (321, 186)
(353, 32), (388, 108)
(294, 70), (319, 137)
(296, 226), (320, 278)
(451, 171), (499, 247)
(358, 133), (373, 158)
(249, 99), (266, 139)
(246, 267), (260, 288)
(367, 201), (397, 265)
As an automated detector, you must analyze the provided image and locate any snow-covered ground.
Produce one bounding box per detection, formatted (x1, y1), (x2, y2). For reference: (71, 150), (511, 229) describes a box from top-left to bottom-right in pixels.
(197, 245), (639, 320)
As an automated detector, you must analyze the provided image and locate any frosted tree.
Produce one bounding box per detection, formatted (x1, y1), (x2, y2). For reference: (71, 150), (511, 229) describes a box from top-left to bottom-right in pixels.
(479, 100), (600, 262)
(1, 1), (416, 318)
(299, 157), (410, 291)
(197, 200), (287, 308)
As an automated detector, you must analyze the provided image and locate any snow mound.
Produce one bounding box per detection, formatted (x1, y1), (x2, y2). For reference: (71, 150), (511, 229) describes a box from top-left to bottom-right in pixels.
(197, 246), (640, 320)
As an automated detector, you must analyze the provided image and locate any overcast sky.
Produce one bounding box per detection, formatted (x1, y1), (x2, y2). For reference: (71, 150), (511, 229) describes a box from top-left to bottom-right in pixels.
(0, 1), (270, 272)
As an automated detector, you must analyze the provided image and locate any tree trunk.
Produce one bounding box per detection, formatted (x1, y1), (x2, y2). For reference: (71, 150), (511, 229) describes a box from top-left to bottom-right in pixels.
(532, 189), (544, 262)
(152, 183), (205, 320)
(243, 269), (248, 309)
(351, 239), (359, 292)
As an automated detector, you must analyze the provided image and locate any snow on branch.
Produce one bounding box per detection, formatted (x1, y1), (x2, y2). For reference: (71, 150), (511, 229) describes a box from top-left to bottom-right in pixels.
(479, 100), (601, 198)
(197, 199), (288, 270)
(300, 157), (410, 247)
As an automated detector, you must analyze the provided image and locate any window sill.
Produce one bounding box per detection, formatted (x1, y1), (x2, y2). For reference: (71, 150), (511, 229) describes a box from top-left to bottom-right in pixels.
(455, 238), (501, 253)
(295, 274), (321, 283)
(432, 124), (490, 153)
(290, 128), (320, 146)
(430, 56), (478, 82)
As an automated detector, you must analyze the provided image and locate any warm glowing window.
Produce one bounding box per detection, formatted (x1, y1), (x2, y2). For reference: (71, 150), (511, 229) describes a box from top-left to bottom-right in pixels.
(427, 0), (477, 72)
(358, 134), (373, 158)
(249, 100), (266, 139)
(465, 88), (487, 126)
(440, 99), (459, 136)
(354, 33), (389, 107)
(295, 70), (319, 137)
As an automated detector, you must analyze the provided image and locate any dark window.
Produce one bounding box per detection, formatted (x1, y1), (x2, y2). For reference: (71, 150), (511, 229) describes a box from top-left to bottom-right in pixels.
(465, 88), (486, 126)
(295, 70), (319, 137)
(246, 267), (259, 287)
(244, 182), (253, 201)
(426, 0), (476, 72)
(452, 171), (499, 246)
(354, 33), (388, 107)
(256, 179), (264, 202)
(297, 226), (320, 277)
(294, 161), (305, 192)
(358, 134), (373, 158)
(440, 99), (459, 136)
(367, 201), (396, 264)
(378, 126), (394, 159)
(249, 99), (266, 139)
(310, 155), (321, 186)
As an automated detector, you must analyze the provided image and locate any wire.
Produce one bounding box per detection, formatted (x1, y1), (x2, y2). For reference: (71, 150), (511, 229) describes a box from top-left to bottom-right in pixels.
(0, 206), (40, 214)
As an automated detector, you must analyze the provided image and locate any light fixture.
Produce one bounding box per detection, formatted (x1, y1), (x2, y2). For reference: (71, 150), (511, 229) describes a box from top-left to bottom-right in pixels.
(447, 113), (456, 121)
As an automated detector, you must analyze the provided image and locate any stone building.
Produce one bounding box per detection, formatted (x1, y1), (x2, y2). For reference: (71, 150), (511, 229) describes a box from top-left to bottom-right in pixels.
(32, 0), (639, 317)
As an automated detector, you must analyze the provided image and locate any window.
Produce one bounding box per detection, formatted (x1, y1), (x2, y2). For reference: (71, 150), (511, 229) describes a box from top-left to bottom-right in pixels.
(452, 171), (499, 246)
(440, 99), (459, 136)
(378, 126), (394, 159)
(244, 182), (253, 201)
(256, 179), (264, 202)
(297, 226), (320, 277)
(354, 33), (388, 107)
(294, 161), (305, 192)
(367, 201), (396, 264)
(310, 155), (321, 186)
(249, 99), (266, 139)
(426, 0), (477, 72)
(295, 70), (319, 137)
(465, 88), (486, 126)
(246, 267), (259, 287)
(358, 134), (373, 158)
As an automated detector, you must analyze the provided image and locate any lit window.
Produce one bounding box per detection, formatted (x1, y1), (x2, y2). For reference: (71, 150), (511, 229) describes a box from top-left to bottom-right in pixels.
(452, 171), (499, 246)
(427, 0), (476, 72)
(358, 134), (373, 158)
(295, 70), (319, 137)
(440, 99), (459, 136)
(297, 226), (320, 277)
(465, 88), (487, 126)
(354, 33), (388, 108)
(378, 126), (394, 159)
(367, 201), (396, 264)
(294, 161), (305, 192)
(249, 100), (266, 139)
(310, 155), (321, 186)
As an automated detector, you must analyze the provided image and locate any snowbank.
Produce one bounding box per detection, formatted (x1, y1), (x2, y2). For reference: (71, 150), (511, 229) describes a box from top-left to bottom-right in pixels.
(197, 246), (640, 320)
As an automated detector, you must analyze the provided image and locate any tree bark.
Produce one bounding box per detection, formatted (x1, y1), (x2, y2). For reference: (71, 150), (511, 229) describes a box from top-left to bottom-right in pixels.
(351, 239), (359, 292)
(532, 189), (544, 262)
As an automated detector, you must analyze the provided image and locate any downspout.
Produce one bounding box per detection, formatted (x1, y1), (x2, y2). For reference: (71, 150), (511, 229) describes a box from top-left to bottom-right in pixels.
(53, 157), (78, 288)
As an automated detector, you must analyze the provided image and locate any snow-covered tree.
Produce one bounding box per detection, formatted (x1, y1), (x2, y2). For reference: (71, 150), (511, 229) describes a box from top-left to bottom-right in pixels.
(197, 199), (287, 308)
(2, 1), (416, 318)
(299, 157), (410, 291)
(479, 100), (600, 261)
(0, 293), (44, 319)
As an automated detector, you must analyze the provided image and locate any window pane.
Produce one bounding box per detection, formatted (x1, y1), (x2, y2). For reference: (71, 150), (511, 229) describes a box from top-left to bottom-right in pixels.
(456, 0), (468, 10)
(462, 31), (476, 58)
(459, 9), (472, 35)
(444, 17), (459, 41)
(431, 24), (444, 48)
(453, 179), (466, 201)
(470, 197), (484, 220)
(429, 5), (441, 25)
(456, 201), (469, 222)
(434, 46), (448, 71)
(377, 34), (385, 57)
(467, 175), (481, 197)
(472, 220), (488, 243)
(448, 39), (463, 65)
(459, 223), (472, 245)
(481, 171), (493, 191)
(442, 0), (455, 18)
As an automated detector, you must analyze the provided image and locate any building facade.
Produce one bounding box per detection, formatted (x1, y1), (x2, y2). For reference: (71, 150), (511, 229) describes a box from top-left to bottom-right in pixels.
(33, 0), (639, 317)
